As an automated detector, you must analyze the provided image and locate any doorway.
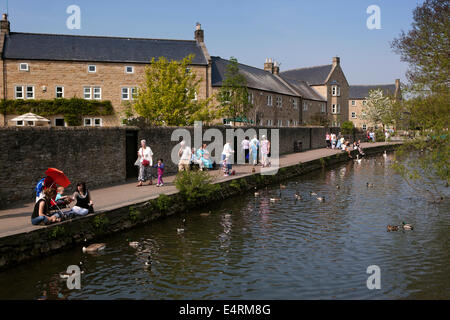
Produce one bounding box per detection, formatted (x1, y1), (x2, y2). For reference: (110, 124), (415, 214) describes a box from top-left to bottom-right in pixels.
(126, 130), (138, 179)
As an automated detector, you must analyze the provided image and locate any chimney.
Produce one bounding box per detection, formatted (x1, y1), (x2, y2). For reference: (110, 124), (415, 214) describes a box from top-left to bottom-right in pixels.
(332, 56), (340, 67)
(264, 58), (274, 73)
(194, 22), (204, 43)
(1, 13), (10, 35)
(273, 61), (280, 75)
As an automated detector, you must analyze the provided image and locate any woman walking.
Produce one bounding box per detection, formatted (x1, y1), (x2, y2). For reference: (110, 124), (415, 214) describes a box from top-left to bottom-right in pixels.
(137, 139), (153, 187)
(260, 135), (271, 167)
(250, 135), (259, 166)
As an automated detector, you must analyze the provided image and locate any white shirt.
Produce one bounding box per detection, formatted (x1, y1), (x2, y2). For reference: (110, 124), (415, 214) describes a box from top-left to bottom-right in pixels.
(179, 146), (191, 161)
(241, 139), (250, 150)
(139, 146), (153, 166)
(222, 143), (234, 157)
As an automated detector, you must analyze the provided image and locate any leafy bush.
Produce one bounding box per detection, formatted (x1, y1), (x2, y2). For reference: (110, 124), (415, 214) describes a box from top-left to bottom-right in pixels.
(375, 130), (385, 142)
(341, 121), (355, 134)
(174, 170), (220, 205)
(0, 98), (114, 126)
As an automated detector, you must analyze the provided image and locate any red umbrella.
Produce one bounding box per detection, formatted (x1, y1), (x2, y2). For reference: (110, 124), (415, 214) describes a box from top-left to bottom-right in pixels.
(45, 168), (71, 188)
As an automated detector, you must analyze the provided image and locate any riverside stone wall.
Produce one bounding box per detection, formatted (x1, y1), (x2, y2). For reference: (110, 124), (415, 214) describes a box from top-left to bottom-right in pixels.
(0, 125), (326, 207)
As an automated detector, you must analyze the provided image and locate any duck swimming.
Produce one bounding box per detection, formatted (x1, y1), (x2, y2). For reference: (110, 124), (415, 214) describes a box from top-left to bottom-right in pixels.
(387, 225), (399, 232)
(366, 182), (374, 188)
(177, 218), (186, 234)
(402, 222), (414, 230)
(383, 150), (387, 158)
(129, 241), (139, 248)
(316, 196), (325, 202)
(270, 197), (281, 203)
(82, 243), (106, 253)
(310, 191), (317, 196)
(294, 192), (302, 200)
(200, 211), (211, 217)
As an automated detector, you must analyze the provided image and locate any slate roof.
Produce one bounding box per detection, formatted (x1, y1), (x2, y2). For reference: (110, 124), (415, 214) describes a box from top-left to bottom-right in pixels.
(279, 64), (333, 85)
(349, 84), (396, 99)
(211, 56), (298, 96)
(282, 78), (326, 102)
(2, 32), (209, 65)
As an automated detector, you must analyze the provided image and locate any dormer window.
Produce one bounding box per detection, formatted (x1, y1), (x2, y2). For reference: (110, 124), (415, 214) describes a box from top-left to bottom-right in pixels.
(19, 63), (29, 71)
(88, 65), (96, 73)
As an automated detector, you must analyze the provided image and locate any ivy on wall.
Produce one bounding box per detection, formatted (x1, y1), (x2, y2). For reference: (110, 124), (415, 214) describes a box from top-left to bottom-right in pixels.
(0, 98), (114, 126)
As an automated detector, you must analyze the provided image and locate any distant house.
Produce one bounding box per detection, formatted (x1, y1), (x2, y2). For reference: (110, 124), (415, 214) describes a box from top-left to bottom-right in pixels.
(348, 80), (401, 131)
(280, 57), (350, 127)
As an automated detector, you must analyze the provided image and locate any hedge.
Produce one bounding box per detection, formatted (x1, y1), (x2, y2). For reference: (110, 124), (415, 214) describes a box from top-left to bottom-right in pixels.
(0, 98), (114, 126)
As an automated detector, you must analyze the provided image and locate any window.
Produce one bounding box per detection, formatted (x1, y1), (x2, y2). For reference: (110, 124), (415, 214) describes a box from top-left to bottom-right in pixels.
(278, 119), (283, 127)
(122, 87), (129, 100)
(125, 66), (134, 74)
(321, 103), (326, 113)
(332, 104), (340, 114)
(88, 65), (96, 73)
(84, 87), (92, 99)
(303, 101), (308, 111)
(363, 100), (367, 105)
(362, 124), (367, 131)
(351, 100), (356, 106)
(292, 98), (298, 109)
(94, 118), (102, 127)
(15, 86), (23, 99)
(84, 118), (92, 126)
(267, 95), (273, 106)
(26, 86), (34, 99)
(56, 86), (64, 98)
(248, 93), (254, 104)
(351, 112), (356, 118)
(16, 120), (24, 126)
(19, 63), (29, 71)
(267, 119), (273, 126)
(131, 87), (137, 99)
(54, 118), (65, 127)
(276, 96), (282, 108)
(286, 120), (290, 126)
(93, 87), (101, 99)
(332, 85), (340, 97)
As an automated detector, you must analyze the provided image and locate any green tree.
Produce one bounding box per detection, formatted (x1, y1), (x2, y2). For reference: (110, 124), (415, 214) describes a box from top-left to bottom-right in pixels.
(341, 121), (355, 134)
(217, 57), (252, 125)
(130, 55), (216, 126)
(390, 0), (449, 201)
(361, 89), (394, 131)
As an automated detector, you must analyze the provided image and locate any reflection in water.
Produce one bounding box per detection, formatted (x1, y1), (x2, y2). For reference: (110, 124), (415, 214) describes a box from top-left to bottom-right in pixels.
(0, 153), (448, 299)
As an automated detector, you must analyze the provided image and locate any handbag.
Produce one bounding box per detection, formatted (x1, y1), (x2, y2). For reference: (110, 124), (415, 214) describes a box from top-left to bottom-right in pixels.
(141, 149), (150, 167)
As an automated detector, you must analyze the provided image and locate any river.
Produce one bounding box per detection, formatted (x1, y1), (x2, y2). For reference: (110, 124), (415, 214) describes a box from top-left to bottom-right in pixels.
(0, 152), (448, 299)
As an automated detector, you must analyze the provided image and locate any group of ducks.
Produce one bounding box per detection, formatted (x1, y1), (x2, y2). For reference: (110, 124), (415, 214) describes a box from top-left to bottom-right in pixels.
(255, 184), (326, 203)
(387, 222), (414, 232)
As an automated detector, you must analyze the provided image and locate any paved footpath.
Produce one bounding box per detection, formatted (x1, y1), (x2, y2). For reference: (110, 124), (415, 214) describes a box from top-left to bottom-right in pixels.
(0, 142), (399, 238)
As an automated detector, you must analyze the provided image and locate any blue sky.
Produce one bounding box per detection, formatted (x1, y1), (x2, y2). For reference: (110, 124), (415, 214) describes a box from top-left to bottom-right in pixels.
(2, 0), (422, 84)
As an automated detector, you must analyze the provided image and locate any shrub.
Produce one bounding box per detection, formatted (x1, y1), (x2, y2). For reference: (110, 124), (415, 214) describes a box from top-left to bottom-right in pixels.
(0, 98), (114, 126)
(174, 170), (220, 205)
(341, 121), (355, 134)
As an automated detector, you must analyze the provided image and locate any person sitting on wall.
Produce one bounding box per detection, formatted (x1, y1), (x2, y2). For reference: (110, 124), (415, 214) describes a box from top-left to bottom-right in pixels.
(31, 188), (61, 226)
(196, 144), (213, 170)
(66, 182), (94, 218)
(190, 147), (202, 171)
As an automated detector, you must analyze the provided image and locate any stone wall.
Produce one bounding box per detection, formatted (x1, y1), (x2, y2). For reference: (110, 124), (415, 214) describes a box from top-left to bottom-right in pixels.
(0, 125), (327, 207)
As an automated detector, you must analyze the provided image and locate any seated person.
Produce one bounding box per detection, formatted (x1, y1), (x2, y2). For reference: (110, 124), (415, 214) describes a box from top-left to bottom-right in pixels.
(50, 186), (73, 210)
(66, 182), (94, 218)
(31, 188), (61, 225)
(196, 144), (213, 170)
(190, 148), (203, 170)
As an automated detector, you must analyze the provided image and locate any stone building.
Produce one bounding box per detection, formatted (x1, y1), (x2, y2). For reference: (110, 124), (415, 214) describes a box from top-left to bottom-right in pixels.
(280, 57), (350, 127)
(0, 15), (212, 127)
(348, 80), (401, 130)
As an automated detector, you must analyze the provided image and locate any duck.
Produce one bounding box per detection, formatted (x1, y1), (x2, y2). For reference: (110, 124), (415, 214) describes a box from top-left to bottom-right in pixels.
(59, 262), (84, 278)
(316, 196), (325, 202)
(270, 197), (281, 203)
(254, 187), (260, 197)
(82, 243), (106, 253)
(129, 241), (139, 248)
(356, 155), (362, 164)
(366, 182), (374, 188)
(200, 211), (211, 217)
(177, 218), (186, 234)
(294, 192), (302, 200)
(145, 256), (152, 267)
(402, 222), (414, 230)
(383, 150), (387, 158)
(251, 167), (256, 173)
(336, 185), (340, 189)
(310, 191), (317, 196)
(280, 184), (286, 189)
(387, 225), (399, 232)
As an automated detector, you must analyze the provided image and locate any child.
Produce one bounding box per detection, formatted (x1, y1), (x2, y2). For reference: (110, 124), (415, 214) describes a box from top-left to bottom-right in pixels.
(155, 159), (165, 187)
(50, 186), (72, 212)
(222, 157), (229, 176)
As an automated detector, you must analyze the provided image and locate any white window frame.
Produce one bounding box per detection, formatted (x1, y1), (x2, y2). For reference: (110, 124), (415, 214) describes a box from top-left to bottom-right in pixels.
(278, 119), (283, 127)
(351, 100), (356, 106)
(267, 119), (272, 126)
(55, 86), (64, 98)
(321, 103), (326, 113)
(248, 92), (254, 104)
(337, 104), (341, 114)
(93, 87), (101, 100)
(332, 85), (340, 97)
(84, 118), (93, 126)
(286, 120), (290, 126)
(303, 101), (308, 111)
(351, 112), (356, 118)
(293, 98), (298, 109)
(125, 66), (134, 74)
(54, 118), (66, 127)
(19, 63), (29, 71)
(121, 87), (130, 100)
(362, 124), (367, 130)
(16, 120), (24, 126)
(26, 86), (35, 99)
(332, 104), (337, 114)
(15, 86), (24, 99)
(267, 95), (273, 106)
(93, 118), (103, 127)
(84, 87), (92, 100)
(276, 96), (282, 108)
(193, 91), (198, 101)
(88, 65), (97, 73)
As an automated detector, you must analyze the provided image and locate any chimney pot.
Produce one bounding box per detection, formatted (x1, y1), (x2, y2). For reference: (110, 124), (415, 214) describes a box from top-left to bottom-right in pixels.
(1, 13), (10, 35)
(332, 56), (340, 66)
(194, 22), (204, 43)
